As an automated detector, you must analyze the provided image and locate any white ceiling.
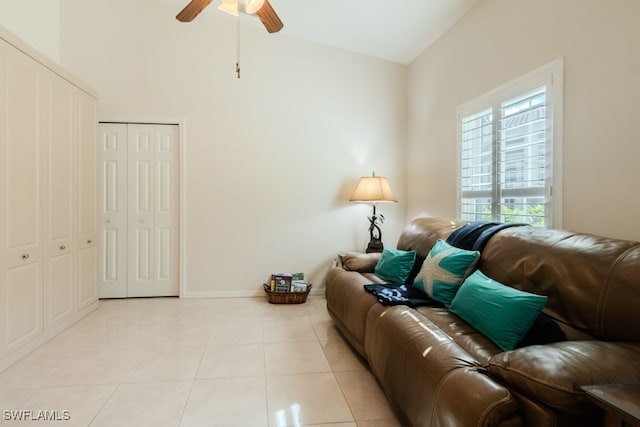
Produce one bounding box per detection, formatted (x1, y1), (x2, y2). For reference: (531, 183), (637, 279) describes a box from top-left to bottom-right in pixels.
(168, 0), (479, 64)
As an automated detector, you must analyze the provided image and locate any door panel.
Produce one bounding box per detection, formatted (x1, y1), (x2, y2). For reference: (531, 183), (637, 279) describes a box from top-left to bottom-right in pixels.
(47, 252), (74, 325)
(5, 47), (42, 255)
(97, 124), (127, 298)
(5, 263), (42, 352)
(78, 244), (97, 308)
(77, 92), (97, 240)
(153, 126), (179, 296)
(128, 126), (156, 297)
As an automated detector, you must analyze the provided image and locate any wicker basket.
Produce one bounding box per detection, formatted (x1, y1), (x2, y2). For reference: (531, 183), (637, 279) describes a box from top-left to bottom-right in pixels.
(263, 283), (312, 304)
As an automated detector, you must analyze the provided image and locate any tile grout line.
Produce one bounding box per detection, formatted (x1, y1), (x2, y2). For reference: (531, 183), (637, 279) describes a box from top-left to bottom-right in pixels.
(85, 301), (143, 426)
(175, 339), (209, 427)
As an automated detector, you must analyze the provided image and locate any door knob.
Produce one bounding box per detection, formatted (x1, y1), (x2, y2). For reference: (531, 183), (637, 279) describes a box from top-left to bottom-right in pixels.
(22, 254), (29, 260)
(60, 245), (66, 250)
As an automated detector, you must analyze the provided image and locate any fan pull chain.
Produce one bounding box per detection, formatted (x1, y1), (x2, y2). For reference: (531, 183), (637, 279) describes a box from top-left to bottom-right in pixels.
(235, 18), (241, 79)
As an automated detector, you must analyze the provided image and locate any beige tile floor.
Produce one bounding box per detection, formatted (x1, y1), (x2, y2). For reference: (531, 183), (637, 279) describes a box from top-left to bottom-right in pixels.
(0, 296), (403, 427)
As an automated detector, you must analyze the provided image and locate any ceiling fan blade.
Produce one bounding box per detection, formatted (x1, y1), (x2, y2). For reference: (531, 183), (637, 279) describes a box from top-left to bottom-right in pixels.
(176, 0), (214, 22)
(255, 0), (284, 33)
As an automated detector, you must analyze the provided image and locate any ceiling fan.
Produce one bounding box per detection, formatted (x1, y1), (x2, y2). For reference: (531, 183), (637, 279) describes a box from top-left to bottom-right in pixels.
(176, 0), (284, 33)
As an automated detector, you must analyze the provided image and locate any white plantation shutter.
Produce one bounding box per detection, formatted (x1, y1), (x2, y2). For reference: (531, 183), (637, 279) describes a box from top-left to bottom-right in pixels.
(460, 108), (494, 220)
(457, 60), (563, 227)
(498, 87), (548, 225)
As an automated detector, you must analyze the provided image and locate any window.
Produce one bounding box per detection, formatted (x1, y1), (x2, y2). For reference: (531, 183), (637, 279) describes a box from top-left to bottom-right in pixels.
(457, 60), (563, 227)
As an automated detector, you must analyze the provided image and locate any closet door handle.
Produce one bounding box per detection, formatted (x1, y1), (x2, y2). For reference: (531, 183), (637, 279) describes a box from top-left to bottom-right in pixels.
(60, 245), (66, 250)
(87, 240), (92, 244)
(22, 254), (30, 260)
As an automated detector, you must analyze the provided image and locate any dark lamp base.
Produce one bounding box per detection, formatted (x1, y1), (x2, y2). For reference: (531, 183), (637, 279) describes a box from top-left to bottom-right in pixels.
(366, 238), (384, 253)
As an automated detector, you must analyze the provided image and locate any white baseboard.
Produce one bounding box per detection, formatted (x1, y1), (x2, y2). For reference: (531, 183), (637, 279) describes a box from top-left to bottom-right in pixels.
(182, 290), (263, 299)
(181, 287), (325, 299)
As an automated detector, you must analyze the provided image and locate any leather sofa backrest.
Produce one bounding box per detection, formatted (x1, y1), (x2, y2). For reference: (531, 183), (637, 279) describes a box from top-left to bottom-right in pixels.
(481, 226), (640, 343)
(396, 218), (640, 343)
(396, 217), (468, 258)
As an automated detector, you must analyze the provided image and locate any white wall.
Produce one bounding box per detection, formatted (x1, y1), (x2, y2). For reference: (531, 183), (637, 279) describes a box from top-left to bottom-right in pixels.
(59, 0), (407, 296)
(0, 0), (60, 62)
(407, 0), (640, 241)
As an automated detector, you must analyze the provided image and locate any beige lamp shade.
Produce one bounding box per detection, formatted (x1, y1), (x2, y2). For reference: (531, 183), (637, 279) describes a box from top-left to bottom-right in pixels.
(349, 174), (397, 203)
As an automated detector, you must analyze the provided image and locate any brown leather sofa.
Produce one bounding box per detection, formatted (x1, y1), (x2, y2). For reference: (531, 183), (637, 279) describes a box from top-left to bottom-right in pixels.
(325, 217), (640, 426)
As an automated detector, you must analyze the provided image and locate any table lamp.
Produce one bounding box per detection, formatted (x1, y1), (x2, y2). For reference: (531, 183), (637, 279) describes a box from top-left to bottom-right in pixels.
(349, 171), (397, 253)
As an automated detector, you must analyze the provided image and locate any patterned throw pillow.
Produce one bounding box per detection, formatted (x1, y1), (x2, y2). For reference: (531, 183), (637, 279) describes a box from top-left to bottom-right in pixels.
(413, 240), (480, 306)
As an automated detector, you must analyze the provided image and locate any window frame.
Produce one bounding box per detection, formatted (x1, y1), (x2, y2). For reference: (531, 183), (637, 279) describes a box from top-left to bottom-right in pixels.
(456, 59), (564, 228)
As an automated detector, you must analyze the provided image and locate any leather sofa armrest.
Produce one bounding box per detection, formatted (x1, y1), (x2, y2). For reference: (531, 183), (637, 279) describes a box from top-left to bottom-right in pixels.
(337, 251), (381, 272)
(488, 341), (640, 413)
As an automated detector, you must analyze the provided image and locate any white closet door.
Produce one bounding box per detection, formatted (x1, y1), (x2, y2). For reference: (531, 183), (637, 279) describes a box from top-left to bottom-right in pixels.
(97, 123), (179, 298)
(152, 125), (180, 297)
(76, 91), (98, 309)
(44, 71), (76, 328)
(128, 125), (155, 297)
(127, 124), (179, 297)
(1, 42), (44, 353)
(98, 123), (128, 298)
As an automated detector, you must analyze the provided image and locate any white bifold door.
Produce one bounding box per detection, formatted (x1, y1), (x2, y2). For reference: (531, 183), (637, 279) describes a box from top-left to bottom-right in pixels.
(98, 123), (179, 298)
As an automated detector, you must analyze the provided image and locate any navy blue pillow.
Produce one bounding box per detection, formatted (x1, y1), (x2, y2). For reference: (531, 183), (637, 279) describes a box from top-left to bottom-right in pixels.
(517, 313), (566, 348)
(405, 254), (426, 285)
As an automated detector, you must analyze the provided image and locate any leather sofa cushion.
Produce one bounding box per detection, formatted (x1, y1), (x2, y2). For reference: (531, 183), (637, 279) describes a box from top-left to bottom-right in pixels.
(488, 341), (640, 413)
(365, 306), (522, 426)
(416, 306), (503, 365)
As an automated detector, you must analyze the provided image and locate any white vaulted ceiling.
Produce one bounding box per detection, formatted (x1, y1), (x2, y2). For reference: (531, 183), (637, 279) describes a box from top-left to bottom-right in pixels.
(166, 0), (479, 64)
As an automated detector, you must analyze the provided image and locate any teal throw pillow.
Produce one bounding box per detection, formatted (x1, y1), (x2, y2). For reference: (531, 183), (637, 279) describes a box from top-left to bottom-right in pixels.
(374, 248), (417, 284)
(449, 270), (548, 351)
(413, 240), (479, 307)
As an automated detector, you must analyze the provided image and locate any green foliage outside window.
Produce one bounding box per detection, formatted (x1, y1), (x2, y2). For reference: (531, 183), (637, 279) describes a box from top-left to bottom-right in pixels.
(482, 205), (545, 226)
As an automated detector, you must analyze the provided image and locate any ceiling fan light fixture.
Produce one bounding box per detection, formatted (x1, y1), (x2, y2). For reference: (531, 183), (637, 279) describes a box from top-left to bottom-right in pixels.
(218, 0), (239, 16)
(244, 0), (265, 14)
(176, 0), (282, 33)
